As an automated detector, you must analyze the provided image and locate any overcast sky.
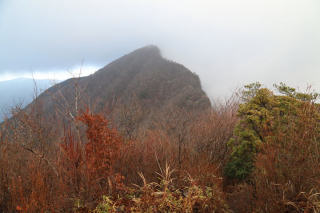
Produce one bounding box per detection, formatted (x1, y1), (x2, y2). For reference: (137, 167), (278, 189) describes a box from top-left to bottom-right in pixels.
(1, 0), (320, 99)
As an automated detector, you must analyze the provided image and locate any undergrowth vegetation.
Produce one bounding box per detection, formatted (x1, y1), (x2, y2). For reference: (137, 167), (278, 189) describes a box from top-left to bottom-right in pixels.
(1, 82), (320, 212)
(94, 164), (230, 213)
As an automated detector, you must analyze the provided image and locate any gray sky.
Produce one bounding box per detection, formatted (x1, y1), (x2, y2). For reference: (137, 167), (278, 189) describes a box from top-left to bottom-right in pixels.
(1, 0), (320, 99)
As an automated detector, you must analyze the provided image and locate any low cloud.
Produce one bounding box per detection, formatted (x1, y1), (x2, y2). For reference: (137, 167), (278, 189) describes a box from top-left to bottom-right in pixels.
(1, 0), (319, 98)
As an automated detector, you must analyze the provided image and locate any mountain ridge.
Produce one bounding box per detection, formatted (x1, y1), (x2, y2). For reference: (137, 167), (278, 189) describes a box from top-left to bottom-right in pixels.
(15, 45), (211, 139)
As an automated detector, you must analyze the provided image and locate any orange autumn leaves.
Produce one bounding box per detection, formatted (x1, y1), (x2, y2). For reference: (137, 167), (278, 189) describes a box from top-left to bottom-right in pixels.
(58, 111), (123, 208)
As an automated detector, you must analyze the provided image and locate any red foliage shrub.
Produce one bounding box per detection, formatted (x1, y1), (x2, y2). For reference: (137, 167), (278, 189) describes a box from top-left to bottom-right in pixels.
(79, 112), (122, 181)
(58, 111), (124, 210)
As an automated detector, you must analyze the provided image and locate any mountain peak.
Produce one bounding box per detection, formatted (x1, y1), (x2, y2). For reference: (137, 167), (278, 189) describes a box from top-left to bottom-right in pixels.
(136, 44), (160, 53)
(95, 45), (163, 75)
(127, 45), (161, 58)
(22, 46), (211, 138)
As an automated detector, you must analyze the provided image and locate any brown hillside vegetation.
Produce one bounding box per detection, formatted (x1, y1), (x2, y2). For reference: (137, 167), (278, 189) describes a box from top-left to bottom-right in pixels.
(1, 47), (320, 212)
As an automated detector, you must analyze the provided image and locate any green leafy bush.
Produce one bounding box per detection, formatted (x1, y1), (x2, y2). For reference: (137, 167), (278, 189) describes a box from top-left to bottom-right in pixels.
(225, 83), (320, 181)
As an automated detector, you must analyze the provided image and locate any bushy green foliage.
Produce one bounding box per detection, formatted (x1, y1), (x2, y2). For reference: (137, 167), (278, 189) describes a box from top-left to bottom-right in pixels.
(224, 82), (320, 181)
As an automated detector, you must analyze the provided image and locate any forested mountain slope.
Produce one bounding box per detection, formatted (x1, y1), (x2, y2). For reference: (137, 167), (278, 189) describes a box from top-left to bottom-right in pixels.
(20, 45), (211, 138)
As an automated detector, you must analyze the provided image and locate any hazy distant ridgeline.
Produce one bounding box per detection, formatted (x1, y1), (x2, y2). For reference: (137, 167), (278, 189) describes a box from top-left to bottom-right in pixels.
(0, 78), (53, 116)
